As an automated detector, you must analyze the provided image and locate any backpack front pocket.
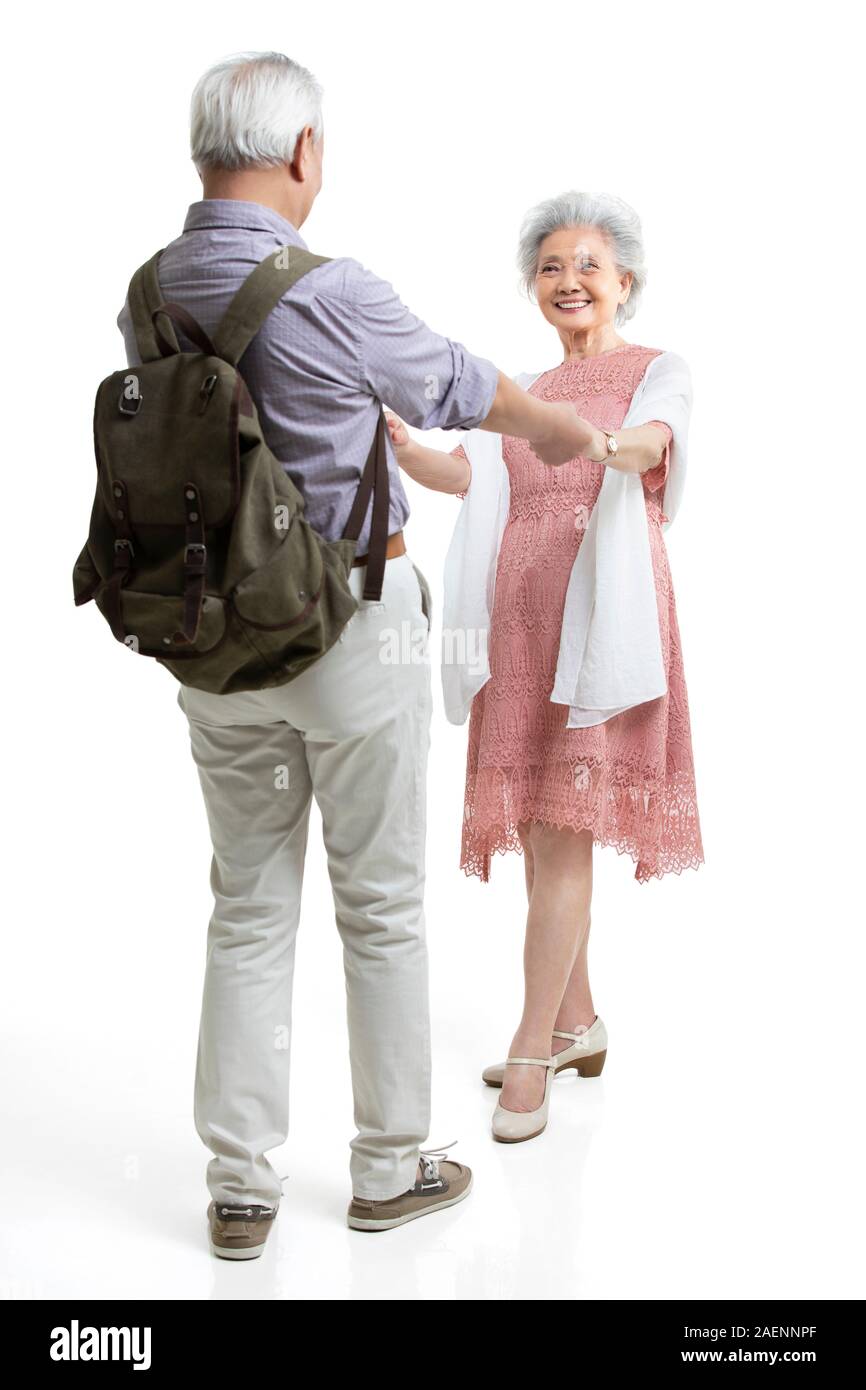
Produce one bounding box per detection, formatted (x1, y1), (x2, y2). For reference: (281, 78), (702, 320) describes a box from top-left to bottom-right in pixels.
(229, 528), (358, 685)
(231, 522), (324, 631)
(93, 586), (228, 657)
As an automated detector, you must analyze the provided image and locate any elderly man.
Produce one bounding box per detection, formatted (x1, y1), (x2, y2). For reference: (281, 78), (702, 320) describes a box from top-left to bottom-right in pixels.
(117, 50), (591, 1257)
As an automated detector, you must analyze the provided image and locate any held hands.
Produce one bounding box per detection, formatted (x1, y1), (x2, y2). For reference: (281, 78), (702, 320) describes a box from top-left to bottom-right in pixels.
(532, 402), (605, 467)
(386, 402), (604, 474)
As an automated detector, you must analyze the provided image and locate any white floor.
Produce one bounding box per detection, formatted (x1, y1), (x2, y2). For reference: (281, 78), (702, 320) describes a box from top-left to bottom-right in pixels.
(4, 745), (864, 1300)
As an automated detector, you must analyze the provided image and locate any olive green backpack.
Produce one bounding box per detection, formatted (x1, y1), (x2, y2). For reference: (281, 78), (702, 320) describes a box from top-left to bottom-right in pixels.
(72, 244), (389, 694)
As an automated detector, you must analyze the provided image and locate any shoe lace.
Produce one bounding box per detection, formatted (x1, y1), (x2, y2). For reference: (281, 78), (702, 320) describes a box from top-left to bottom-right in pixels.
(217, 1203), (277, 1219)
(419, 1139), (458, 1183)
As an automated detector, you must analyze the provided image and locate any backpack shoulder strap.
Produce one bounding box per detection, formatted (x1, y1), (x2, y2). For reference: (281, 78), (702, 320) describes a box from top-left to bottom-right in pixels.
(212, 246), (331, 366)
(127, 250), (178, 362)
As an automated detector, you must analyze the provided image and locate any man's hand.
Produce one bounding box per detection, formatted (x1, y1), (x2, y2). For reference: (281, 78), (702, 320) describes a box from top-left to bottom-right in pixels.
(478, 373), (603, 467)
(530, 402), (603, 467)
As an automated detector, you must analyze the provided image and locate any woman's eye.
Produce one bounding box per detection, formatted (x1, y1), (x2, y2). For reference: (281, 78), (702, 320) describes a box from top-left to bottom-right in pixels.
(539, 260), (597, 273)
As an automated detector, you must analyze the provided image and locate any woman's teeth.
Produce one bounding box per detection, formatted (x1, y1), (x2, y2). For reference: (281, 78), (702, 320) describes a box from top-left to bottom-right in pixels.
(556, 300), (591, 312)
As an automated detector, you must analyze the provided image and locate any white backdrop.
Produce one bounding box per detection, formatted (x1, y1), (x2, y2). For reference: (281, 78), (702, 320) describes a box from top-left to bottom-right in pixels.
(2, 0), (863, 1302)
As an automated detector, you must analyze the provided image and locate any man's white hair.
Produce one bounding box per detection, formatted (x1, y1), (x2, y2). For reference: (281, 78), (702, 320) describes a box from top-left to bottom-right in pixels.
(190, 51), (324, 173)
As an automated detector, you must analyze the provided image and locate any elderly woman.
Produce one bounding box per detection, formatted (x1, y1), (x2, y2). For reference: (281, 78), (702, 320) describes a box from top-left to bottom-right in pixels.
(385, 190), (704, 1145)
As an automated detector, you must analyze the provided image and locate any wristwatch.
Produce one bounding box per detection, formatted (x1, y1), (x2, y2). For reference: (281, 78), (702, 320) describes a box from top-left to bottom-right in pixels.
(594, 430), (618, 462)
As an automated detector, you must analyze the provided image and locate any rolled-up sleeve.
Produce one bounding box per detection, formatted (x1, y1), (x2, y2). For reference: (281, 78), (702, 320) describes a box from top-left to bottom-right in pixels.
(641, 419), (673, 494)
(344, 260), (499, 431)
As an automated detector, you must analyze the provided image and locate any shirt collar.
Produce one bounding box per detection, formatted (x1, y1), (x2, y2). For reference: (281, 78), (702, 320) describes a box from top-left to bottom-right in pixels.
(182, 199), (309, 250)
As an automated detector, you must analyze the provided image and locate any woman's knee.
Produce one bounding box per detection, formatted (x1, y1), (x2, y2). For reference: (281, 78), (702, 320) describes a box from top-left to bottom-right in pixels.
(524, 820), (593, 868)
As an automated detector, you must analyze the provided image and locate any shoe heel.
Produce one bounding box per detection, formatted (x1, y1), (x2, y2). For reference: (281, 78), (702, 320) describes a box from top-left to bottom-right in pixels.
(564, 1049), (606, 1078)
(577, 1048), (606, 1077)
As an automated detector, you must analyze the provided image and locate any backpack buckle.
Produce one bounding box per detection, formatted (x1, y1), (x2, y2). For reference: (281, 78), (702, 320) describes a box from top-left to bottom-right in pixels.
(113, 537), (134, 566)
(184, 542), (207, 573)
(118, 376), (143, 416)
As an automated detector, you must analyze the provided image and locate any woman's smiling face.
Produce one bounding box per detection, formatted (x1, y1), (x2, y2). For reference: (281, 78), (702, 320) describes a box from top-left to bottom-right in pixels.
(534, 225), (633, 349)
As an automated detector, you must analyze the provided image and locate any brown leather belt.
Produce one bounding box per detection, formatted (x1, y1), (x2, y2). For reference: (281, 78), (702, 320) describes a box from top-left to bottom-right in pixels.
(352, 529), (406, 567)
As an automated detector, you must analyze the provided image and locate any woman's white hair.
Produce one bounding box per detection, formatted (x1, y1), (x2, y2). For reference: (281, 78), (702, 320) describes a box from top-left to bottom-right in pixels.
(190, 51), (324, 173)
(516, 190), (647, 325)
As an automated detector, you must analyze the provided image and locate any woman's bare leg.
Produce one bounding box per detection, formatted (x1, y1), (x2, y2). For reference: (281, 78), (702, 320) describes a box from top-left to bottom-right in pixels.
(554, 925), (597, 1043)
(520, 825), (597, 1048)
(500, 821), (593, 1112)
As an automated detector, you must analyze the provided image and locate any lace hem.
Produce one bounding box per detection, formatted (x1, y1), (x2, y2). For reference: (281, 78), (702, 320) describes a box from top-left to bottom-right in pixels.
(459, 764), (704, 886)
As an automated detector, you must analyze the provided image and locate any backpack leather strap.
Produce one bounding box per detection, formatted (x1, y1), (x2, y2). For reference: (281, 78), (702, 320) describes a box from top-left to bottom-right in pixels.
(212, 246), (332, 366)
(102, 478), (136, 642)
(152, 304), (218, 359)
(342, 411), (390, 601)
(127, 250), (177, 363)
(178, 482), (207, 643)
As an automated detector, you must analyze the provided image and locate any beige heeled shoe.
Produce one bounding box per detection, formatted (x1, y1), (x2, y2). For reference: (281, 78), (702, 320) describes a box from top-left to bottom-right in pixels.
(491, 1056), (556, 1143)
(482, 1016), (608, 1088)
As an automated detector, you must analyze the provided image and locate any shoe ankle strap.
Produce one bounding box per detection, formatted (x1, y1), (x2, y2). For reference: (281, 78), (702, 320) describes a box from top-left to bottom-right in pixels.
(552, 1018), (596, 1043)
(506, 1055), (555, 1068)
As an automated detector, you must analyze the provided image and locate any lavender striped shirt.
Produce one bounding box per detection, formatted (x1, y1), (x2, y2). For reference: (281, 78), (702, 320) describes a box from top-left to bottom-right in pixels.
(117, 200), (499, 554)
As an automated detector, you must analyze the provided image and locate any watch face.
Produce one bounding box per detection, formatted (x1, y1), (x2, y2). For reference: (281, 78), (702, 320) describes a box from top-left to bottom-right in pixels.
(607, 434), (618, 453)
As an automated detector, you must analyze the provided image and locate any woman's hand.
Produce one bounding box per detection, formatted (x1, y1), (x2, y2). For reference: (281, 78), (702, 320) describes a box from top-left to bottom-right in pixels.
(383, 410), (471, 494)
(384, 410), (413, 457)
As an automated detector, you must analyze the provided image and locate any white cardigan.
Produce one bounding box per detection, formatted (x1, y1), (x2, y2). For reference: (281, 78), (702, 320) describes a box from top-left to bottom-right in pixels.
(441, 349), (693, 727)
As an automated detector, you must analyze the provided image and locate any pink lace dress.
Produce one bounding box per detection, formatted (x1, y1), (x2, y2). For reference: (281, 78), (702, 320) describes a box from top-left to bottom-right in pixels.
(450, 342), (704, 884)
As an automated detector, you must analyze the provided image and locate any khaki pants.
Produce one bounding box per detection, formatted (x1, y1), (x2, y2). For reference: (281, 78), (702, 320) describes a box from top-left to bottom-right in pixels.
(178, 552), (434, 1204)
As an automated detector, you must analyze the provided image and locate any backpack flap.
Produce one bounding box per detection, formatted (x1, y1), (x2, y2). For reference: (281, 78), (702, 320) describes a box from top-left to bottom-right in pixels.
(94, 354), (243, 533)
